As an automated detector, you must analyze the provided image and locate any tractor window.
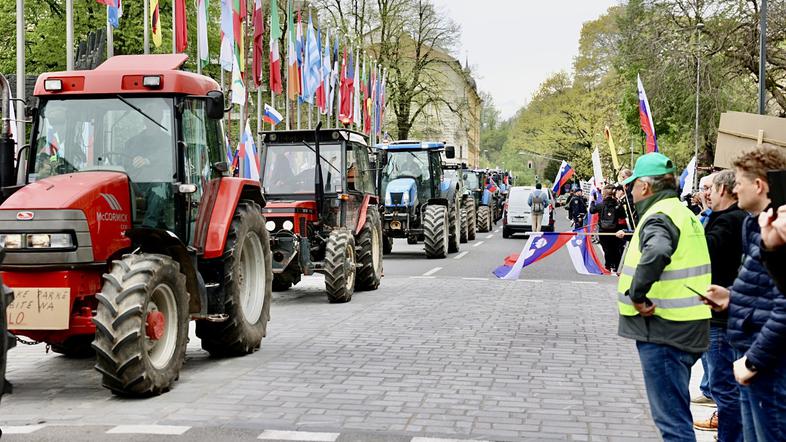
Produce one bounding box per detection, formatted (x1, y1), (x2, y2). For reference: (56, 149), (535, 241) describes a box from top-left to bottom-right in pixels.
(262, 142), (342, 194)
(351, 144), (374, 194)
(464, 173), (480, 191)
(381, 150), (432, 202)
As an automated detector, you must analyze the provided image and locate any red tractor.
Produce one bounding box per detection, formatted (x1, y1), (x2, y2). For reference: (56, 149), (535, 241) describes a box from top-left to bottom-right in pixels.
(260, 127), (383, 302)
(0, 54), (273, 396)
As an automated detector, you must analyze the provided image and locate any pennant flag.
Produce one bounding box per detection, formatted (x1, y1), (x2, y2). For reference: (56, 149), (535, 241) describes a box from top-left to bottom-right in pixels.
(175, 0), (188, 52)
(680, 155), (697, 198)
(286, 0), (300, 100)
(263, 104), (284, 125)
(492, 233), (574, 279)
(151, 0), (162, 47)
(604, 126), (620, 172)
(566, 228), (611, 275)
(552, 161), (574, 196)
(219, 0), (234, 71)
(269, 0), (283, 93)
(302, 13), (320, 104)
(252, 0), (264, 87)
(339, 49), (353, 122)
(107, 0), (122, 28)
(239, 122), (260, 180)
(637, 74), (659, 153)
(197, 0), (209, 66)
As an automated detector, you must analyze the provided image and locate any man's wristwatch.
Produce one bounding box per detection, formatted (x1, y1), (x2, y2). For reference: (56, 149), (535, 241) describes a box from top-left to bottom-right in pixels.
(744, 358), (758, 372)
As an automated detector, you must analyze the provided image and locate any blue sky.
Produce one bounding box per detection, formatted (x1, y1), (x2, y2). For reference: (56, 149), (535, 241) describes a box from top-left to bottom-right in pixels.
(432, 0), (620, 119)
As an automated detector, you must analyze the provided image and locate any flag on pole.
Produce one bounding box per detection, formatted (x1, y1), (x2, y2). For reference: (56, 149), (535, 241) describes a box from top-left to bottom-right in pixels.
(680, 155), (697, 198)
(251, 0), (264, 87)
(151, 0), (162, 47)
(175, 0), (188, 52)
(302, 13), (320, 104)
(637, 74), (659, 153)
(328, 34), (339, 117)
(552, 161), (574, 196)
(492, 233), (574, 279)
(197, 0), (209, 66)
(296, 10), (304, 101)
(352, 52), (360, 126)
(229, 0), (246, 104)
(315, 27), (326, 112)
(320, 29), (331, 115)
(286, 0), (300, 100)
(604, 126), (621, 172)
(269, 0), (283, 93)
(591, 147), (604, 186)
(219, 0), (234, 71)
(263, 104), (284, 125)
(100, 0), (123, 28)
(238, 121), (260, 180)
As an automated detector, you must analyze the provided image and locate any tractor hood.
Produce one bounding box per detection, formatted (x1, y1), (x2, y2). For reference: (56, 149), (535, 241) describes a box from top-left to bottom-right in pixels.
(384, 178), (418, 208)
(1, 172), (131, 211)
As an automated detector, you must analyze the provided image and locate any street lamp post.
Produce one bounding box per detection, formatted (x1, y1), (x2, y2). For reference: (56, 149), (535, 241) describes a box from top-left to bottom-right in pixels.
(759, 0), (767, 114)
(693, 22), (703, 189)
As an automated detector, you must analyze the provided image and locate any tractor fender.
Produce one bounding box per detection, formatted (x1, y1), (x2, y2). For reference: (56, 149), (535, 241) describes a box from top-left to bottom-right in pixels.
(354, 195), (379, 235)
(202, 178), (265, 260)
(124, 228), (206, 316)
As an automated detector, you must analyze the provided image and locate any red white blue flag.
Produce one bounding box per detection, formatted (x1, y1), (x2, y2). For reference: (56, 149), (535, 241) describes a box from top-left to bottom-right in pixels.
(493, 233), (574, 279)
(566, 227), (611, 275)
(637, 74), (658, 153)
(551, 161), (574, 196)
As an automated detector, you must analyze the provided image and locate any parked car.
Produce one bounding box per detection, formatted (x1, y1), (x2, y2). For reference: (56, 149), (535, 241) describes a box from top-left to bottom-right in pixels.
(502, 186), (556, 237)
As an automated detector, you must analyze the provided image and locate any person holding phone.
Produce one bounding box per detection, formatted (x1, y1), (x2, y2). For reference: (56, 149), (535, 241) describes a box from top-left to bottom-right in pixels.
(616, 153), (713, 442)
(701, 146), (786, 442)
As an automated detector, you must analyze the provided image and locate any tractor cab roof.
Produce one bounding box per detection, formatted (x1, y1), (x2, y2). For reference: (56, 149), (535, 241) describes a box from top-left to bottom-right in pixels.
(34, 54), (220, 97)
(376, 140), (445, 151)
(262, 129), (369, 147)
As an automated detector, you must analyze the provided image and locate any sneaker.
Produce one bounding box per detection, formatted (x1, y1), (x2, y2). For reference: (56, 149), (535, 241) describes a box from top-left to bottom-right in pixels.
(691, 394), (716, 407)
(693, 410), (718, 431)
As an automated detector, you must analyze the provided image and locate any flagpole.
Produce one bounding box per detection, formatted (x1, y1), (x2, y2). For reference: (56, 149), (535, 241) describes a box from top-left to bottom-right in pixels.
(171, 0), (176, 54)
(285, 24), (290, 130)
(15, 0), (24, 146)
(195, 0), (201, 75)
(107, 7), (114, 57)
(66, 0), (73, 70)
(144, 0), (150, 54)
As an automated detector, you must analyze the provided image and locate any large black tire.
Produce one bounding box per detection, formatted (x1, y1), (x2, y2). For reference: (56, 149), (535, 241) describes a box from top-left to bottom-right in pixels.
(423, 205), (449, 259)
(477, 206), (491, 233)
(51, 335), (95, 358)
(459, 208), (469, 243)
(272, 276), (292, 291)
(382, 234), (393, 255)
(464, 197), (477, 241)
(448, 202), (461, 254)
(1, 278), (12, 404)
(93, 254), (188, 396)
(355, 209), (383, 291)
(324, 229), (357, 303)
(197, 201), (272, 357)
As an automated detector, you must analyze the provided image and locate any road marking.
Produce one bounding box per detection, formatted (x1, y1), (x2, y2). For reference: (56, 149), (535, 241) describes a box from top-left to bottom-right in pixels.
(517, 279), (543, 283)
(422, 267), (443, 276)
(485, 234), (494, 239)
(472, 241), (484, 247)
(107, 425), (191, 435)
(258, 430), (339, 441)
(412, 438), (492, 442)
(409, 276), (435, 279)
(462, 277), (489, 281)
(454, 251), (469, 260)
(572, 281), (598, 285)
(1, 425), (46, 434)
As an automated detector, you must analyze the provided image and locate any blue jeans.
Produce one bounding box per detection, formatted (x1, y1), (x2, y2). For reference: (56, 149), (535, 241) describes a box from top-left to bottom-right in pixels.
(700, 353), (712, 399)
(707, 328), (742, 442)
(734, 350), (786, 442)
(637, 341), (701, 442)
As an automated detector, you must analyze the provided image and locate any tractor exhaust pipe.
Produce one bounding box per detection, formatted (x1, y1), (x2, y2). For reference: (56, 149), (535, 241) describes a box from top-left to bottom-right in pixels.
(314, 122), (324, 218)
(0, 74), (16, 191)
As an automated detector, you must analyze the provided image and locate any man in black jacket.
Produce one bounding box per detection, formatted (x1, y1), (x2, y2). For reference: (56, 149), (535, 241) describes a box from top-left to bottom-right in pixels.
(693, 170), (746, 439)
(590, 185), (626, 272)
(567, 189), (588, 228)
(759, 205), (786, 293)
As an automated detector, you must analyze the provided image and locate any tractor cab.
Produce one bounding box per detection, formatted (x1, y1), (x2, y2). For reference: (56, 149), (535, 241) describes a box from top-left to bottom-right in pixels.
(260, 128), (382, 303)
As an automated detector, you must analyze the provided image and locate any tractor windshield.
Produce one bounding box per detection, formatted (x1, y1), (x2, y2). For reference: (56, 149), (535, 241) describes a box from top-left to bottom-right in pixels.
(262, 142), (343, 195)
(31, 97), (175, 184)
(381, 150), (432, 202)
(464, 172), (480, 190)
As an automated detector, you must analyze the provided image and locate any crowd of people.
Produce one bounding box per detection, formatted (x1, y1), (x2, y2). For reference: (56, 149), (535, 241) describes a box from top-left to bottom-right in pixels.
(613, 146), (786, 442)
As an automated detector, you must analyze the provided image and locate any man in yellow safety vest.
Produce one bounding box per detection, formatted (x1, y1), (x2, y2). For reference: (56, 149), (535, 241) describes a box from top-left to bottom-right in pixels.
(617, 152), (712, 441)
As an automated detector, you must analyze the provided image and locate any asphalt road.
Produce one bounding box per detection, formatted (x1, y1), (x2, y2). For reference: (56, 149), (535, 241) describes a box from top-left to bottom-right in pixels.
(0, 208), (714, 442)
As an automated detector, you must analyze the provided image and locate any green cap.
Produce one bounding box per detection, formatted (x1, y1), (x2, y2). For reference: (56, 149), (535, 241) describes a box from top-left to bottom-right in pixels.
(623, 152), (676, 185)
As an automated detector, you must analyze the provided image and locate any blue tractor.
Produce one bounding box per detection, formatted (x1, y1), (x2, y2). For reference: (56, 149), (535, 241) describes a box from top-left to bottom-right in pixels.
(379, 141), (460, 258)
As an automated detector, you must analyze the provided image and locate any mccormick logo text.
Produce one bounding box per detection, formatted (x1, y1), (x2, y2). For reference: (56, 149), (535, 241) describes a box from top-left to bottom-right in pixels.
(96, 212), (129, 223)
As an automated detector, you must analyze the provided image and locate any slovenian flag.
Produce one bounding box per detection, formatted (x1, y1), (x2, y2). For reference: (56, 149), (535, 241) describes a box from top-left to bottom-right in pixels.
(637, 74), (658, 153)
(263, 104), (283, 126)
(552, 161), (574, 196)
(566, 227), (611, 275)
(486, 177), (498, 193)
(493, 233), (574, 280)
(680, 155), (697, 198)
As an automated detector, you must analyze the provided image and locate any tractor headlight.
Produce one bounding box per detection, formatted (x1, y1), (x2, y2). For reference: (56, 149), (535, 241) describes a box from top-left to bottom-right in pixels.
(265, 221), (276, 232)
(385, 192), (392, 206)
(26, 233), (74, 249)
(0, 233), (22, 249)
(49, 233), (75, 248)
(282, 220), (294, 231)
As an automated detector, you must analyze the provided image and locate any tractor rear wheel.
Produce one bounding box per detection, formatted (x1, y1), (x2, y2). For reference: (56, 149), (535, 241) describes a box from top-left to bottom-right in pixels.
(464, 198), (477, 241)
(1, 280), (12, 403)
(324, 229), (356, 303)
(197, 201), (272, 357)
(448, 203), (461, 253)
(93, 254), (188, 396)
(477, 206), (490, 233)
(355, 209), (383, 291)
(423, 205), (449, 259)
(459, 208), (469, 243)
(382, 234), (393, 255)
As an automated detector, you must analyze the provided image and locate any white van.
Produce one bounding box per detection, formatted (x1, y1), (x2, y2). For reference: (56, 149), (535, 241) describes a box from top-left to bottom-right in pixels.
(503, 186), (555, 238)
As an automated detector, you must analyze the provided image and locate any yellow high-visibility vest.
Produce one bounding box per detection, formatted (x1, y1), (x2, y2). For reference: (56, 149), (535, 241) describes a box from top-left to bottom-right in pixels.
(617, 197), (712, 321)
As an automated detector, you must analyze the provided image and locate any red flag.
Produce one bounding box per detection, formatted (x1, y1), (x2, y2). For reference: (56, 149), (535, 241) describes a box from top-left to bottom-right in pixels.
(175, 0), (188, 52)
(252, 0), (264, 87)
(94, 0), (114, 5)
(339, 49), (353, 122)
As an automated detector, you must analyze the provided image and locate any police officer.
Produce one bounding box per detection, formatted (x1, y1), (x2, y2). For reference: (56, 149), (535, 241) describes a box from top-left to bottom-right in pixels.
(616, 152), (712, 442)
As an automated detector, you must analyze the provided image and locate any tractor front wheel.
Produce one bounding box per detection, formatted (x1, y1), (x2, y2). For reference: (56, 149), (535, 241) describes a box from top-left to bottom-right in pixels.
(423, 205), (449, 259)
(93, 254), (188, 396)
(1, 279), (12, 403)
(448, 202), (461, 254)
(355, 210), (383, 291)
(459, 208), (469, 244)
(477, 206), (491, 233)
(197, 200), (272, 357)
(324, 229), (357, 303)
(464, 197), (477, 241)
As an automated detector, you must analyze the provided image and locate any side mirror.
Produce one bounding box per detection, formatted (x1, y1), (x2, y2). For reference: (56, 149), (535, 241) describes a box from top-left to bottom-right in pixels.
(445, 145), (455, 159)
(212, 161), (229, 174)
(206, 90), (225, 119)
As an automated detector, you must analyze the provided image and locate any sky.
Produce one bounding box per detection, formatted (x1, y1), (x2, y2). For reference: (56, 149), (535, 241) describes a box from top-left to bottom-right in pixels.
(432, 0), (620, 120)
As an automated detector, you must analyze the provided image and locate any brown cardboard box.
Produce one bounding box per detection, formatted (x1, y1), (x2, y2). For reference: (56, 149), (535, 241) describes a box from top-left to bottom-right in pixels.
(714, 111), (786, 168)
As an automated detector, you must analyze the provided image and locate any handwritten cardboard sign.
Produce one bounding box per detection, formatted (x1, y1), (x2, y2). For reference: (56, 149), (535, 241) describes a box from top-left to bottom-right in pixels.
(6, 288), (70, 330)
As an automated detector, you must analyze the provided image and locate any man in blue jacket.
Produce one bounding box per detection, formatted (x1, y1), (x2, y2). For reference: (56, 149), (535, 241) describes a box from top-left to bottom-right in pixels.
(703, 145), (786, 442)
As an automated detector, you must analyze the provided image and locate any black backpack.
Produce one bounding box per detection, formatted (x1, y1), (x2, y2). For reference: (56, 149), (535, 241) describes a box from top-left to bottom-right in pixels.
(599, 200), (618, 230)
